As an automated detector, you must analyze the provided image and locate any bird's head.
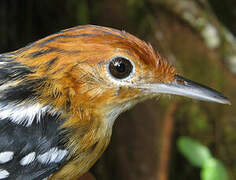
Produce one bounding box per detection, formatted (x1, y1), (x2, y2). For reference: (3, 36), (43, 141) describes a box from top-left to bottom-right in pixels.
(14, 25), (230, 129)
(3, 25), (230, 178)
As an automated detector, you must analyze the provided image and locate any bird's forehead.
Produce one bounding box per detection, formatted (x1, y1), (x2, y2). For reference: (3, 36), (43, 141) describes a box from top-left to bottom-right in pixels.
(39, 25), (159, 66)
(15, 25), (176, 83)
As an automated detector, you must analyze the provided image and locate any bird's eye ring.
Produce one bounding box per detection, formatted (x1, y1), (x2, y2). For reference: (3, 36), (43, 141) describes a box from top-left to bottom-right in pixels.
(108, 57), (134, 80)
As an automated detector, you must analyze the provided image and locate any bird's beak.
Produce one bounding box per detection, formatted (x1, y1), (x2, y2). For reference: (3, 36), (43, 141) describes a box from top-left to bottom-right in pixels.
(141, 75), (231, 105)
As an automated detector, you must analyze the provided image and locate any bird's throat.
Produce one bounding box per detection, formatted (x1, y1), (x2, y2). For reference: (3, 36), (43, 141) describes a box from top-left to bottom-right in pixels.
(52, 112), (112, 179)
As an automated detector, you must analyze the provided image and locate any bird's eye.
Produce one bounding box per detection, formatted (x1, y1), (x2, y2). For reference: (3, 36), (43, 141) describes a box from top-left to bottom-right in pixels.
(108, 57), (133, 79)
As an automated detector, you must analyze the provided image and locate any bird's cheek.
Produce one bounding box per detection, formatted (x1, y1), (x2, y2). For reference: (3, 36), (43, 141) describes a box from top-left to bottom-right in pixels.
(114, 87), (144, 102)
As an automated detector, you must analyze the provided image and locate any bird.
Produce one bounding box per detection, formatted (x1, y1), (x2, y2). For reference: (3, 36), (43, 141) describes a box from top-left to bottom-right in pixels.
(0, 25), (230, 180)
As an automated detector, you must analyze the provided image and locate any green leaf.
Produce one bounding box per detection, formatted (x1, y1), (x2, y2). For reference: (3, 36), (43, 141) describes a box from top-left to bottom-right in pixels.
(201, 158), (228, 180)
(177, 136), (212, 167)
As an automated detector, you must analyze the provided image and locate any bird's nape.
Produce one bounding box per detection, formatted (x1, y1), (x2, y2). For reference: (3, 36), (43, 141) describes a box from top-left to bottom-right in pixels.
(0, 25), (231, 180)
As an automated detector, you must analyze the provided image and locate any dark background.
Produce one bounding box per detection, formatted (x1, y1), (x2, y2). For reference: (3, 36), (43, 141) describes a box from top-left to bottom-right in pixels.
(0, 0), (235, 179)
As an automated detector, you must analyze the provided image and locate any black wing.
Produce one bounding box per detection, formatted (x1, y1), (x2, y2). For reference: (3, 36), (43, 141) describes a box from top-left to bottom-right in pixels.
(0, 55), (70, 180)
(0, 111), (70, 180)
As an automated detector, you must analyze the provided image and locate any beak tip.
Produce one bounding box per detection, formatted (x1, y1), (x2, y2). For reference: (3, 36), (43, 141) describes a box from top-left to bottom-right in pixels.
(222, 99), (231, 105)
(213, 97), (231, 105)
(172, 75), (231, 105)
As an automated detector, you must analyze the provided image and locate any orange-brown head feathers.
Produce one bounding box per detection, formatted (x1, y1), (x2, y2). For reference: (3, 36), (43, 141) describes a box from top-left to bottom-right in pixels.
(6, 26), (180, 178)
(13, 25), (176, 123)
(1, 25), (229, 179)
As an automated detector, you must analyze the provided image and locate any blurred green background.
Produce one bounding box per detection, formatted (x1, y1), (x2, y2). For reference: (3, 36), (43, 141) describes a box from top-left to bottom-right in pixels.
(0, 0), (235, 180)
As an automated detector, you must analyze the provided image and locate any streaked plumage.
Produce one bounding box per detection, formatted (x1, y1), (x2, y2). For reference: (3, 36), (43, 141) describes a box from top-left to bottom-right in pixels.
(0, 25), (230, 180)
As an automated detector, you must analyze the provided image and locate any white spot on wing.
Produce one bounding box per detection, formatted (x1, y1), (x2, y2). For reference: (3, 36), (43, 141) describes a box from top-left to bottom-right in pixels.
(0, 62), (7, 65)
(0, 151), (14, 164)
(0, 81), (21, 92)
(0, 103), (52, 127)
(0, 169), (9, 179)
(37, 147), (68, 164)
(20, 152), (36, 166)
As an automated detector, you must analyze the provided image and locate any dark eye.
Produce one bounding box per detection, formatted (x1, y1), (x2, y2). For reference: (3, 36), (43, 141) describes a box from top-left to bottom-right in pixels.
(108, 57), (133, 79)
